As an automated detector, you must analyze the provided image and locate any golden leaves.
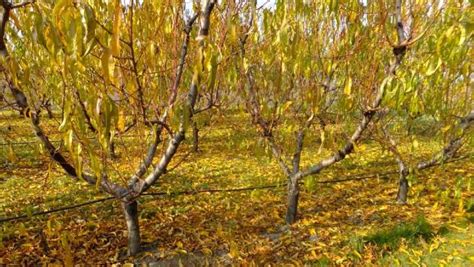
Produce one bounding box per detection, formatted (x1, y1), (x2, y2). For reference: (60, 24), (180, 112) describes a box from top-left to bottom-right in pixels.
(111, 0), (121, 57)
(7, 144), (17, 163)
(344, 77), (352, 96)
(101, 48), (114, 84)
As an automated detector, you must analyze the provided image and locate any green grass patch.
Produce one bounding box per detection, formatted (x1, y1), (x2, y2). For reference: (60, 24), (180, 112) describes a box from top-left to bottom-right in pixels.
(361, 216), (435, 251)
(465, 198), (474, 213)
(379, 218), (474, 266)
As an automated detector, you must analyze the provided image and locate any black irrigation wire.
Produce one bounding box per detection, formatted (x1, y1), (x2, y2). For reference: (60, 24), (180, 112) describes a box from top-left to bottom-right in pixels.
(0, 134), (146, 147)
(0, 184), (284, 224)
(0, 155), (471, 224)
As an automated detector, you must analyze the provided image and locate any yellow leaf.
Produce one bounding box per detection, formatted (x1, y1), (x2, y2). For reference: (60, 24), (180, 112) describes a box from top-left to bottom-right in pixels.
(60, 233), (74, 267)
(458, 198), (464, 213)
(412, 139), (419, 149)
(7, 145), (17, 163)
(101, 48), (114, 84)
(53, 0), (71, 26)
(229, 241), (239, 258)
(202, 248), (213, 255)
(344, 77), (352, 95)
(117, 110), (125, 131)
(353, 249), (362, 259)
(111, 0), (121, 57)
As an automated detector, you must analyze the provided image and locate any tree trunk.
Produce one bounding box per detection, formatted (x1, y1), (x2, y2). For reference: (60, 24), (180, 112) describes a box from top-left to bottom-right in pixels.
(396, 173), (409, 204)
(192, 121), (199, 152)
(286, 174), (300, 224)
(122, 200), (141, 256)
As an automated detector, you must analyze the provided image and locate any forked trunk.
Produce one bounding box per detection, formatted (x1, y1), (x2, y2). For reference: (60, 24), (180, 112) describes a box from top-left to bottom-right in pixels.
(122, 200), (141, 256)
(286, 174), (300, 224)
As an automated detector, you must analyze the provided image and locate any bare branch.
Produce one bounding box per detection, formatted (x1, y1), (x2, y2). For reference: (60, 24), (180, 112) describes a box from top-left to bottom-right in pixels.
(169, 13), (199, 107)
(11, 0), (35, 9)
(417, 111), (473, 170)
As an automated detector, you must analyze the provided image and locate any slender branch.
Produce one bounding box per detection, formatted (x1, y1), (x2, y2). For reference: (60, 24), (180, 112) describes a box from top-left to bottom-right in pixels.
(11, 0), (36, 9)
(95, 18), (131, 48)
(301, 0), (408, 178)
(127, 0), (147, 123)
(128, 1), (216, 197)
(126, 10), (200, 193)
(30, 113), (127, 198)
(239, 3), (292, 177)
(245, 70), (292, 177)
(381, 127), (408, 176)
(292, 114), (315, 174)
(417, 111), (473, 170)
(128, 125), (162, 185)
(169, 12), (199, 106)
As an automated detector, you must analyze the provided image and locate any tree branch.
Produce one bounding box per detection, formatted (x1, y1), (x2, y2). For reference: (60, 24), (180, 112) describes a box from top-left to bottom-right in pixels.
(417, 111), (473, 170)
(301, 0), (408, 177)
(128, 1), (216, 197)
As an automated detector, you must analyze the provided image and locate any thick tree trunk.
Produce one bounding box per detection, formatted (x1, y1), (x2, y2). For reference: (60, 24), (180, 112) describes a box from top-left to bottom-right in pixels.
(396, 174), (409, 204)
(122, 201), (141, 256)
(286, 174), (300, 224)
(192, 121), (199, 152)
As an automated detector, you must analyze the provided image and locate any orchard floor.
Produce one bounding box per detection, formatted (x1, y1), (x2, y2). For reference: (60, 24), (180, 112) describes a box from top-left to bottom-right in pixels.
(1, 112), (473, 265)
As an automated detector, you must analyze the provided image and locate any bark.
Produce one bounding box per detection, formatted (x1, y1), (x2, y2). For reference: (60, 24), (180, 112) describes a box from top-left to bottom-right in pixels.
(169, 13), (199, 106)
(74, 88), (97, 132)
(129, 125), (163, 186)
(286, 119), (313, 223)
(122, 201), (141, 256)
(396, 173), (409, 204)
(286, 173), (302, 224)
(192, 121), (199, 152)
(31, 113), (128, 198)
(44, 101), (54, 118)
(381, 126), (410, 204)
(0, 2), (29, 115)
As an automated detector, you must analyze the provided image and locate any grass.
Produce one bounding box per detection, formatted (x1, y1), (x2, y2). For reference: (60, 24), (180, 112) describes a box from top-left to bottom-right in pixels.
(363, 216), (435, 251)
(345, 207), (474, 266)
(379, 216), (474, 266)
